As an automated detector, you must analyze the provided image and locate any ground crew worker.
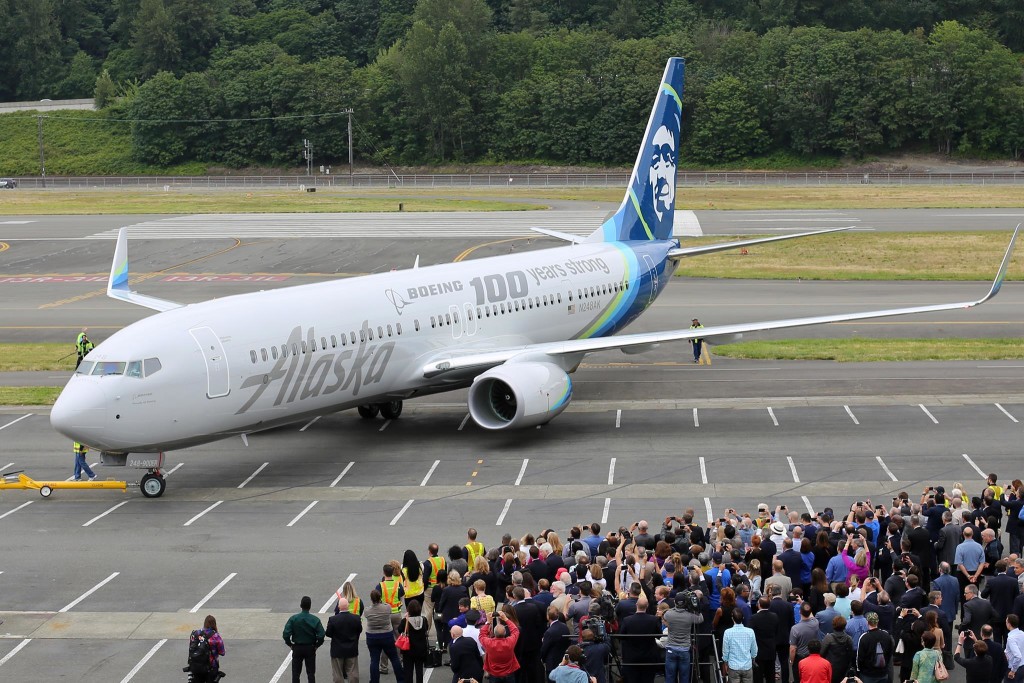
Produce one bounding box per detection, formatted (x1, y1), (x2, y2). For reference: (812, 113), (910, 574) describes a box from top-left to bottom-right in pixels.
(464, 528), (486, 567)
(73, 441), (96, 481)
(426, 544), (447, 588)
(376, 564), (405, 675)
(690, 318), (705, 363)
(75, 328), (94, 369)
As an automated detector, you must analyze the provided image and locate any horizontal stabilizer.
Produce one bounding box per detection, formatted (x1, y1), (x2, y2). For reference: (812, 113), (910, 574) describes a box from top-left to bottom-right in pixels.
(107, 227), (183, 312)
(531, 228), (585, 244)
(667, 227), (852, 259)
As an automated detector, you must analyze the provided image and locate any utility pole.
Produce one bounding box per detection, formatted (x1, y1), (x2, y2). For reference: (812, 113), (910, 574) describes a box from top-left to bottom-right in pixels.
(347, 109), (354, 186)
(302, 138), (312, 178)
(37, 116), (46, 188)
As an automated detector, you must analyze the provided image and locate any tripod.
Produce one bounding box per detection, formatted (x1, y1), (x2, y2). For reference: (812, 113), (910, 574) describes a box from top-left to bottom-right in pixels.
(691, 622), (724, 683)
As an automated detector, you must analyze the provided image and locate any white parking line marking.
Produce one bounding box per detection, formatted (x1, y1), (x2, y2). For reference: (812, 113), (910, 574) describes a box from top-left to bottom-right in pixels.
(287, 501), (319, 527)
(390, 499), (414, 526)
(0, 462), (13, 472)
(801, 496), (814, 516)
(962, 453), (986, 478)
(693, 408), (699, 427)
(458, 414), (470, 431)
(496, 498), (512, 526)
(602, 497), (611, 524)
(0, 639), (32, 667)
(164, 463), (184, 476)
(515, 459), (529, 486)
(299, 416), (321, 432)
(0, 501), (33, 520)
(876, 456), (898, 482)
(238, 462), (269, 488)
(767, 407), (779, 426)
(919, 404), (938, 424)
(320, 572), (358, 614)
(191, 573), (237, 613)
(330, 462), (354, 487)
(787, 456), (800, 483)
(615, 410), (621, 428)
(704, 497), (713, 524)
(420, 460), (440, 486)
(608, 457), (616, 486)
(60, 572), (119, 612)
(995, 403), (1019, 423)
(699, 457), (708, 485)
(65, 463), (99, 482)
(424, 667), (434, 683)
(844, 405), (860, 425)
(0, 414), (31, 431)
(379, 419), (392, 432)
(82, 501), (130, 527)
(184, 501), (223, 527)
(118, 638), (167, 682)
(270, 653), (292, 683)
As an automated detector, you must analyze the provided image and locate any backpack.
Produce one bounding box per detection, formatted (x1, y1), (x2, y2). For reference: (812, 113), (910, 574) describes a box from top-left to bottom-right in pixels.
(187, 629), (212, 674)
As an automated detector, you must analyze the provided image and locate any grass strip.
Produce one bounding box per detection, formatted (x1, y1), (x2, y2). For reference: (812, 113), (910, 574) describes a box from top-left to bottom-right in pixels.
(0, 344), (76, 371)
(0, 386), (63, 405)
(675, 231), (1024, 281)
(713, 338), (1024, 362)
(0, 190), (541, 215)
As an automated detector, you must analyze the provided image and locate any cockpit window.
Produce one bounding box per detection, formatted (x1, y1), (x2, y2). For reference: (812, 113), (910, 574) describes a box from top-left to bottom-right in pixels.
(76, 361), (94, 375)
(91, 361), (126, 376)
(126, 360), (143, 378)
(144, 358), (162, 376)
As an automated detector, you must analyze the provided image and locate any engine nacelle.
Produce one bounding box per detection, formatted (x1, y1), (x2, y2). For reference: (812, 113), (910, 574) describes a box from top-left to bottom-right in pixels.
(467, 362), (573, 430)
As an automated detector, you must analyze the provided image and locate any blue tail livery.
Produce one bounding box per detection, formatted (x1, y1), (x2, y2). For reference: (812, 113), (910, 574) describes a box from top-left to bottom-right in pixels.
(588, 57), (684, 243)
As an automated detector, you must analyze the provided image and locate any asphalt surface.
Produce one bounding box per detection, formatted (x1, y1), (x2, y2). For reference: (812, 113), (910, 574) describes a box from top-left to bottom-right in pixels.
(0, 209), (1021, 682)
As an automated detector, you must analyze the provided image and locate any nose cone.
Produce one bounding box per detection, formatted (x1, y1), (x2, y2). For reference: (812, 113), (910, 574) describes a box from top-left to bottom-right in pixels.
(50, 381), (107, 443)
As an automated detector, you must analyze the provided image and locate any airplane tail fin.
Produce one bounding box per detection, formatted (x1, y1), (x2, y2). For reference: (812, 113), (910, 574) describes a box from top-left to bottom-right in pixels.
(587, 57), (685, 243)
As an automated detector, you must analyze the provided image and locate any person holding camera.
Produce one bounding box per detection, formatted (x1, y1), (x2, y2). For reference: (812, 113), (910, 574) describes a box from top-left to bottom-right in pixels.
(549, 645), (598, 683)
(480, 610), (520, 683)
(663, 590), (705, 683)
(953, 630), (993, 683)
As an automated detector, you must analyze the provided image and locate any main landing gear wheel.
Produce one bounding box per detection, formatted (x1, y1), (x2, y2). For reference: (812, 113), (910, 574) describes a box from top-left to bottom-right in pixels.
(380, 400), (403, 419)
(140, 472), (166, 498)
(40, 485), (52, 498)
(357, 404), (380, 419)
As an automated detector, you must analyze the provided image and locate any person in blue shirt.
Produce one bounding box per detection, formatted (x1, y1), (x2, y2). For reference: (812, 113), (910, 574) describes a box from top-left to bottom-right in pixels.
(825, 552), (848, 592)
(705, 554), (732, 611)
(582, 523), (603, 560)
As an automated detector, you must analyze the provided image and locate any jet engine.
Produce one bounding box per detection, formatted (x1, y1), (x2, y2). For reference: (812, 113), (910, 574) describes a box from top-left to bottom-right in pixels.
(467, 362), (572, 430)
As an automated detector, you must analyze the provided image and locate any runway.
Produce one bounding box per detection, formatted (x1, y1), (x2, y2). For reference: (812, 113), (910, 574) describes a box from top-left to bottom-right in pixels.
(0, 208), (1020, 681)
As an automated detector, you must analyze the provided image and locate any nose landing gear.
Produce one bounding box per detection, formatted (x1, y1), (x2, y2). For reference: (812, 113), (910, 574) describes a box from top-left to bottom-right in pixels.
(140, 471), (166, 498)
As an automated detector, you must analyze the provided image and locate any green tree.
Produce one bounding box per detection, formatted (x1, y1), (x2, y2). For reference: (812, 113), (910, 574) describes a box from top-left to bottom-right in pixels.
(132, 0), (181, 78)
(170, 0), (224, 72)
(58, 50), (98, 98)
(12, 0), (65, 99)
(130, 70), (188, 164)
(508, 0), (548, 34)
(94, 68), (117, 107)
(689, 75), (768, 163)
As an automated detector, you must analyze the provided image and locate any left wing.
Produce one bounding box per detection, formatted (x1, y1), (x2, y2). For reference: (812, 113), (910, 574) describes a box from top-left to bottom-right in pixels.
(107, 227), (183, 312)
(422, 226), (1019, 378)
(667, 226), (852, 259)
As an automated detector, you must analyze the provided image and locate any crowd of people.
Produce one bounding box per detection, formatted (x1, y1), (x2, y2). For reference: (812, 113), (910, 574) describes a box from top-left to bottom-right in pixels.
(191, 474), (1024, 683)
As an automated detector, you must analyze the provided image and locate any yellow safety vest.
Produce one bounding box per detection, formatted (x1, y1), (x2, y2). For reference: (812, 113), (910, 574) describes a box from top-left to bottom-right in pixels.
(380, 577), (402, 613)
(466, 541), (484, 567)
(74, 441), (88, 455)
(403, 567), (424, 598)
(348, 597), (361, 615)
(428, 556), (446, 586)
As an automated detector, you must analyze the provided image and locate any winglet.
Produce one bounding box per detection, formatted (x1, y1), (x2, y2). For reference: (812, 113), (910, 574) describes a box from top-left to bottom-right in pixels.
(106, 228), (183, 312)
(972, 223), (1020, 306)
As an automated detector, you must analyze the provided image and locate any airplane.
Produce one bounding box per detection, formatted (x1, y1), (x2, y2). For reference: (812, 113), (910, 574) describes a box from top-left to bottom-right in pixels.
(50, 57), (1019, 498)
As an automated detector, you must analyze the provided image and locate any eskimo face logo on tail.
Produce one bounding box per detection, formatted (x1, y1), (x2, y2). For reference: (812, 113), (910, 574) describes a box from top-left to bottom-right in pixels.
(649, 124), (677, 223)
(236, 323), (395, 414)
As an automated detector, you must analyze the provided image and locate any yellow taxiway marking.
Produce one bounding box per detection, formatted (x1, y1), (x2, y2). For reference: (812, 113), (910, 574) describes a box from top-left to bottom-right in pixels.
(39, 239), (244, 309)
(0, 242), (9, 253)
(454, 237), (533, 263)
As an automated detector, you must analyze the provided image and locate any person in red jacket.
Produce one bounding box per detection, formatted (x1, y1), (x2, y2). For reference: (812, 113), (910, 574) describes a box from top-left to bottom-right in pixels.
(480, 611), (520, 683)
(797, 640), (832, 683)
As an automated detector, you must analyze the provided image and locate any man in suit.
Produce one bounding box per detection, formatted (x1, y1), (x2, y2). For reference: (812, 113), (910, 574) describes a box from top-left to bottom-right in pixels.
(907, 513), (934, 589)
(935, 512), (962, 568)
(768, 585), (796, 683)
(982, 560), (1020, 644)
(981, 624), (1008, 683)
(326, 598), (362, 683)
(510, 587), (546, 683)
(751, 597), (779, 683)
(962, 585), (996, 638)
(527, 546), (550, 585)
(449, 626), (484, 683)
(619, 597), (663, 683)
(779, 539), (804, 589)
(899, 574), (927, 610)
(539, 607), (570, 675)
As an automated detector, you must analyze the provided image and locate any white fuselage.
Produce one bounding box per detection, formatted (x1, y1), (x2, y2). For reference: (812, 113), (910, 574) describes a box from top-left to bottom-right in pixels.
(55, 239), (676, 452)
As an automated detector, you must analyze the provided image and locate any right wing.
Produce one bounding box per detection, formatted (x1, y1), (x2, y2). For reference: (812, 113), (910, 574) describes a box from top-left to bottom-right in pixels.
(667, 226), (853, 259)
(422, 226), (1019, 378)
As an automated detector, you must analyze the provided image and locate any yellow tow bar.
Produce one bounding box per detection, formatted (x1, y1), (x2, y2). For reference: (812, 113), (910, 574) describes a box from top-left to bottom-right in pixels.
(0, 471), (127, 497)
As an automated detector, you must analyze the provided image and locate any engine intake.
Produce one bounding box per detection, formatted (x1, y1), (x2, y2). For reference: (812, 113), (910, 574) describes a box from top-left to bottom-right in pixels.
(467, 362), (572, 430)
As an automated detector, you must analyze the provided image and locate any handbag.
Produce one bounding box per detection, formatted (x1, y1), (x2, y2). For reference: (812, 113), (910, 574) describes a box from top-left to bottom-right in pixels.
(395, 619), (411, 651)
(934, 652), (949, 681)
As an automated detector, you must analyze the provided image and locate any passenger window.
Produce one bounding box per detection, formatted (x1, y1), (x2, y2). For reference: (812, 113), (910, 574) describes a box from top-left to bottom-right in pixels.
(272, 346), (279, 360)
(431, 316), (436, 328)
(557, 293), (562, 303)
(493, 304), (498, 316)
(468, 310), (473, 321)
(453, 311), (459, 323)
(341, 334), (347, 346)
(310, 339), (317, 352)
(301, 341), (307, 354)
(292, 343), (299, 356)
(396, 323), (402, 335)
(387, 324), (393, 337)
(250, 350), (257, 364)
(377, 325), (384, 338)
(144, 358), (162, 376)
(350, 332), (356, 345)
(568, 291), (574, 301)
(476, 307), (482, 318)
(127, 360), (143, 378)
(359, 329), (365, 342)
(261, 348), (268, 362)
(368, 328), (374, 340)
(331, 335), (337, 348)
(414, 320), (420, 332)
(528, 300), (533, 309)
(76, 361), (95, 375)
(321, 336), (327, 349)
(500, 303), (506, 314)
(445, 314), (451, 325)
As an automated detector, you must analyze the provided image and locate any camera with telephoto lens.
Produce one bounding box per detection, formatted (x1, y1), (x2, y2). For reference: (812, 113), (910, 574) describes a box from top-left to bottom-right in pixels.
(588, 617), (607, 643)
(676, 590), (701, 613)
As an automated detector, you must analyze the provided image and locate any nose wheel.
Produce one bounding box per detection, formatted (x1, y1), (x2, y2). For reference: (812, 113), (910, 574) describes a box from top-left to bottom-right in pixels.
(140, 471), (166, 498)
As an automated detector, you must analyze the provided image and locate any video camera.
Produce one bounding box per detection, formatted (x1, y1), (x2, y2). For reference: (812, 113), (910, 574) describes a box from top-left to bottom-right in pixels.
(589, 617), (608, 643)
(676, 590), (701, 613)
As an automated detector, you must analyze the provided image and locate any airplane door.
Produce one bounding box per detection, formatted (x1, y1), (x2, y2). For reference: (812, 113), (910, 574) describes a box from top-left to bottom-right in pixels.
(189, 326), (231, 398)
(642, 254), (659, 306)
